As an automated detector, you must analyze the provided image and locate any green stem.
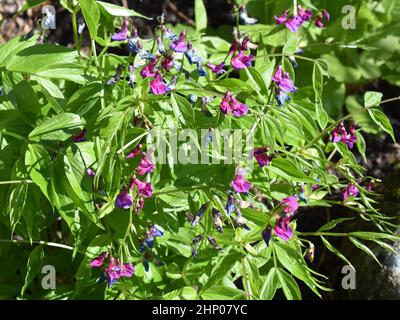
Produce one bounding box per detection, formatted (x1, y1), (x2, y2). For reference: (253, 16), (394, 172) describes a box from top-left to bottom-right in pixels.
(241, 258), (252, 300)
(1, 130), (27, 141)
(0, 239), (82, 253)
(0, 179), (33, 185)
(296, 232), (348, 237)
(153, 184), (226, 196)
(71, 11), (80, 56)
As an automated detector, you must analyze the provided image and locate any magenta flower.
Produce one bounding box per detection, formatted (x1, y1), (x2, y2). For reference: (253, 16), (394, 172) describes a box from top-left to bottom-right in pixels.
(315, 9), (330, 28)
(342, 184), (359, 201)
(262, 226), (272, 246)
(274, 10), (289, 25)
(72, 129), (87, 142)
(286, 15), (304, 32)
(137, 153), (155, 175)
(170, 31), (187, 52)
(161, 53), (175, 72)
(231, 50), (254, 69)
(298, 5), (313, 21)
(207, 62), (226, 75)
(134, 197), (144, 213)
(219, 91), (249, 117)
(119, 263), (135, 278)
(231, 96), (249, 117)
(274, 216), (293, 241)
(115, 188), (133, 209)
(273, 65), (296, 93)
(126, 144), (142, 160)
(331, 122), (357, 148)
(253, 146), (273, 167)
(140, 58), (158, 78)
(231, 168), (252, 193)
(90, 252), (108, 268)
(86, 168), (96, 178)
(131, 177), (153, 198)
(150, 72), (169, 95)
(111, 20), (129, 41)
(281, 196), (299, 214)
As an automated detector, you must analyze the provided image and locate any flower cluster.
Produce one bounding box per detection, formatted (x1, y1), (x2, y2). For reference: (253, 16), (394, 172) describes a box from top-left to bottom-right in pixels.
(115, 146), (155, 212)
(275, 6), (329, 32)
(331, 122), (357, 149)
(90, 252), (135, 287)
(219, 91), (249, 117)
(272, 65), (296, 106)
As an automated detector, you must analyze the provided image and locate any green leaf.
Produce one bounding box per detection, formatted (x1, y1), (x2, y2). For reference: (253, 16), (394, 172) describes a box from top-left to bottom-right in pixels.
(276, 268), (302, 300)
(13, 80), (41, 122)
(260, 267), (279, 299)
(33, 76), (65, 113)
(6, 45), (85, 83)
(28, 113), (85, 142)
(269, 157), (320, 184)
(79, 0), (100, 40)
(368, 108), (395, 142)
(274, 241), (321, 297)
(0, 36), (36, 68)
(349, 237), (382, 267)
(320, 236), (354, 269)
(201, 286), (245, 300)
(96, 1), (151, 19)
(8, 183), (28, 235)
(202, 250), (241, 291)
(195, 0), (208, 33)
(282, 35), (298, 56)
(313, 62), (324, 99)
(317, 217), (355, 232)
(21, 245), (44, 297)
(162, 287), (198, 300)
(348, 231), (400, 241)
(25, 144), (54, 200)
(364, 91), (383, 108)
(21, 0), (47, 11)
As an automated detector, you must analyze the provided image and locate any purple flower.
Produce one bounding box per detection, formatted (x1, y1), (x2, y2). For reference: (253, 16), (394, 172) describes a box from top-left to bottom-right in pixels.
(232, 168), (252, 193)
(240, 36), (250, 51)
(111, 20), (129, 41)
(137, 153), (155, 175)
(162, 26), (178, 41)
(231, 96), (249, 116)
(273, 65), (296, 93)
(275, 90), (291, 107)
(115, 188), (133, 209)
(150, 72), (169, 95)
(206, 62), (226, 75)
(126, 144), (142, 160)
(134, 197), (145, 213)
(90, 252), (108, 268)
(170, 31), (188, 52)
(161, 53), (175, 72)
(226, 193), (236, 216)
(86, 168), (96, 178)
(315, 9), (330, 28)
(275, 10), (289, 25)
(72, 129), (87, 142)
(286, 15), (304, 32)
(150, 224), (164, 237)
(196, 60), (207, 77)
(119, 263), (135, 278)
(131, 177), (153, 198)
(253, 146), (273, 167)
(274, 216), (293, 241)
(262, 226), (272, 246)
(191, 203), (209, 226)
(157, 37), (166, 55)
(185, 42), (202, 65)
(219, 91), (249, 117)
(231, 50), (254, 69)
(281, 196), (299, 214)
(342, 183), (359, 201)
(331, 122), (357, 148)
(140, 58), (158, 78)
(298, 5), (313, 22)
(212, 208), (224, 233)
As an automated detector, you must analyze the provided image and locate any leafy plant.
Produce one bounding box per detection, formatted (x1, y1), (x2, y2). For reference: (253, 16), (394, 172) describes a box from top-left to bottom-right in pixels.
(0, 0), (398, 300)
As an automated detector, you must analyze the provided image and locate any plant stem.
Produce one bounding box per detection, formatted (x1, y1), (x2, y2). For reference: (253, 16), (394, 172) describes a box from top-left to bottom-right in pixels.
(71, 11), (80, 56)
(241, 258), (252, 300)
(1, 130), (27, 141)
(0, 239), (82, 253)
(0, 179), (32, 185)
(296, 232), (348, 237)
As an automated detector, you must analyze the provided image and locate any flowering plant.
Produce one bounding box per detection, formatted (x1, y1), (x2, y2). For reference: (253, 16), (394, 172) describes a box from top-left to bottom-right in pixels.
(0, 0), (398, 300)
